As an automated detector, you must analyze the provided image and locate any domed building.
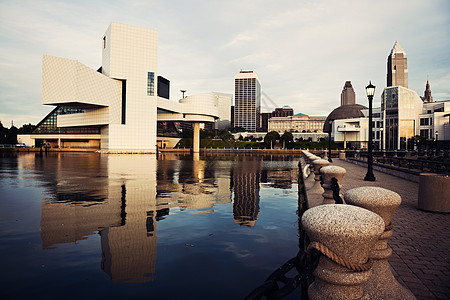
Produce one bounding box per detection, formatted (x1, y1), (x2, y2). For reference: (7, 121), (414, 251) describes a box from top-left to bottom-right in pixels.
(323, 81), (371, 149)
(323, 104), (367, 133)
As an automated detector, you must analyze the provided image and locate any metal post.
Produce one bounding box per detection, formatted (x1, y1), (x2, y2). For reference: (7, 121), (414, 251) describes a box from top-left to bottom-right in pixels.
(328, 120), (332, 162)
(365, 82), (376, 181)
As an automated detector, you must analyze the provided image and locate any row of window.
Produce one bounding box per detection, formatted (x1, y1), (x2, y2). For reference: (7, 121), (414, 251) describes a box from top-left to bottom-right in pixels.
(147, 72), (154, 96)
(420, 118), (433, 126)
(420, 129), (436, 139)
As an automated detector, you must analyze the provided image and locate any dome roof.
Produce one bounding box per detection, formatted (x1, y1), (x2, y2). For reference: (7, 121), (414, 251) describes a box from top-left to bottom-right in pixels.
(323, 104), (368, 133)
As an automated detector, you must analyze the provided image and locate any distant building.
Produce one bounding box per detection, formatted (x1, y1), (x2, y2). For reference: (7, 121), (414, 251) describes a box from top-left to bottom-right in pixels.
(268, 113), (326, 133)
(213, 92), (233, 130)
(234, 71), (261, 132)
(387, 41), (408, 88)
(259, 105), (293, 132)
(324, 80), (368, 133)
(259, 112), (271, 132)
(272, 105), (294, 117)
(423, 80), (433, 103)
(341, 81), (356, 106)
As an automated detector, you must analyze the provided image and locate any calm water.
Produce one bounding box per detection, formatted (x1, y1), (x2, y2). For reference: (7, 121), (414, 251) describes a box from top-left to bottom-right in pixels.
(0, 152), (303, 300)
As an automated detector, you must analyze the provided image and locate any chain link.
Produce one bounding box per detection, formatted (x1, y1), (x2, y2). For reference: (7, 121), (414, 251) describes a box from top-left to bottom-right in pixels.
(244, 248), (320, 299)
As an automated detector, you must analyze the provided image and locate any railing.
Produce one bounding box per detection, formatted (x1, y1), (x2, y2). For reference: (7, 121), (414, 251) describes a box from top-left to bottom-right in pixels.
(347, 150), (450, 175)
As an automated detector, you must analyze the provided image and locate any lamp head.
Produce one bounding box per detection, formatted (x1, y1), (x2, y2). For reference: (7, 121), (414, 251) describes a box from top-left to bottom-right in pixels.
(366, 81), (376, 97)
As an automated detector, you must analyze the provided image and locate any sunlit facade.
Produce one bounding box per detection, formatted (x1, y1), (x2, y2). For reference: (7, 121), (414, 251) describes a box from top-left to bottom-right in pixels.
(40, 23), (219, 152)
(268, 113), (326, 133)
(381, 86), (423, 150)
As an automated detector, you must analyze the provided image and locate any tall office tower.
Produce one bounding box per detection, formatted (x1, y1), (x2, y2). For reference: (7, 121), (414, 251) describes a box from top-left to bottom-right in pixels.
(423, 80), (433, 102)
(234, 71), (261, 132)
(340, 81), (356, 106)
(387, 41), (408, 88)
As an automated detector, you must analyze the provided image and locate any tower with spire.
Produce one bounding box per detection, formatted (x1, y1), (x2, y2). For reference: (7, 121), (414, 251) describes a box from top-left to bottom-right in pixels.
(387, 41), (408, 88)
(340, 81), (356, 106)
(423, 80), (433, 102)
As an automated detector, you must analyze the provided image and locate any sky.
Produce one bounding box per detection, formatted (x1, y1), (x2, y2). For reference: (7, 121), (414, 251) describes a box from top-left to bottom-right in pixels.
(1, 0), (449, 127)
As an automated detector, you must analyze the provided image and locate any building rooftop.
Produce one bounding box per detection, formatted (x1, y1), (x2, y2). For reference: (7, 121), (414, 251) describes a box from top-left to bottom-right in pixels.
(323, 104), (368, 132)
(390, 40), (407, 56)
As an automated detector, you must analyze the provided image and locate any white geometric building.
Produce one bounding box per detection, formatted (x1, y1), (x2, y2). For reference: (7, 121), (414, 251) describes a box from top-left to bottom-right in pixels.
(41, 23), (219, 152)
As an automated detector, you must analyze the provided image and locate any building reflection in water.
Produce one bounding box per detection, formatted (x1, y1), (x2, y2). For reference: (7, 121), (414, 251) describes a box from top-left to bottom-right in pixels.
(38, 153), (297, 283)
(231, 157), (262, 227)
(99, 155), (158, 283)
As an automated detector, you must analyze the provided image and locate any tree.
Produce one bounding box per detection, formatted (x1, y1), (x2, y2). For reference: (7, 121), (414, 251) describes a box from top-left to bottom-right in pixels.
(280, 131), (294, 148)
(18, 123), (36, 134)
(0, 121), (6, 144)
(264, 131), (280, 146)
(5, 125), (18, 144)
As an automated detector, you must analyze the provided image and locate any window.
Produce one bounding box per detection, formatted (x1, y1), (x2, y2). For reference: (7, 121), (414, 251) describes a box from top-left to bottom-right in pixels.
(420, 118), (429, 126)
(147, 72), (155, 96)
(420, 129), (428, 138)
(103, 36), (106, 49)
(430, 118), (433, 126)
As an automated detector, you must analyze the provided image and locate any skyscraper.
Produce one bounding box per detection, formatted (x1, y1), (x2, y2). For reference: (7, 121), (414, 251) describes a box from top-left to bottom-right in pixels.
(423, 80), (433, 102)
(387, 41), (408, 88)
(340, 81), (356, 106)
(234, 71), (261, 132)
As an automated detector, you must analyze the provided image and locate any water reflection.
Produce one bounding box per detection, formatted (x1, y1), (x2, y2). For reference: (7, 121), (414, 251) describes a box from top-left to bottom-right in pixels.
(232, 158), (261, 226)
(36, 153), (299, 284)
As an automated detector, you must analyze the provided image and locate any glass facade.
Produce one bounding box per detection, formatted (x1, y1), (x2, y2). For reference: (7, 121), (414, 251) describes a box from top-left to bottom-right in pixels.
(382, 86), (422, 150)
(157, 121), (182, 138)
(32, 107), (101, 134)
(147, 72), (155, 96)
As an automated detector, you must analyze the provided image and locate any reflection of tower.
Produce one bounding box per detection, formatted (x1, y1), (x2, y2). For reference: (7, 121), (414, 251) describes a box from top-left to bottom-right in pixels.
(231, 159), (261, 226)
(100, 155), (158, 283)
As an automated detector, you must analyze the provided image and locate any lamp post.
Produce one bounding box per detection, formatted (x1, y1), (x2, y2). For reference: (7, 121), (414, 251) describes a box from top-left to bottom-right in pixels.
(435, 131), (439, 154)
(364, 81), (376, 181)
(380, 127), (384, 151)
(328, 120), (333, 162)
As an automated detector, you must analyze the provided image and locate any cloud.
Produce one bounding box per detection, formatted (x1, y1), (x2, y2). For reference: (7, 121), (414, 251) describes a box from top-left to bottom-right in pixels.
(0, 0), (449, 126)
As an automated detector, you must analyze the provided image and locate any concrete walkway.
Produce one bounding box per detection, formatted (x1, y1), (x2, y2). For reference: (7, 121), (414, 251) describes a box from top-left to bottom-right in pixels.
(306, 159), (449, 300)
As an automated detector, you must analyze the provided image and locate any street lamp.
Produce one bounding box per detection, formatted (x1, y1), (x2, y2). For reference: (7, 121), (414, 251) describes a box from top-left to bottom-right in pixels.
(328, 120), (333, 162)
(364, 81), (376, 181)
(435, 131), (439, 154)
(380, 127), (384, 151)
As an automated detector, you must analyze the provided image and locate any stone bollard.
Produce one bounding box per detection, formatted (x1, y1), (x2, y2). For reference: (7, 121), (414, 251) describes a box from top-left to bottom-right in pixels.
(306, 153), (320, 183)
(302, 205), (384, 300)
(344, 187), (416, 299)
(339, 150), (346, 160)
(308, 159), (329, 194)
(320, 166), (346, 204)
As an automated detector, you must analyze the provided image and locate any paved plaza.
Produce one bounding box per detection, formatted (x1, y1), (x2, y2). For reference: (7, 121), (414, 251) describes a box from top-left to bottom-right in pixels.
(306, 159), (449, 300)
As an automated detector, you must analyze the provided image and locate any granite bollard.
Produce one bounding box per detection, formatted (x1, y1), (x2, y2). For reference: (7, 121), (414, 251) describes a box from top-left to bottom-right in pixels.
(319, 165), (346, 204)
(308, 159), (330, 194)
(302, 205), (384, 300)
(344, 187), (416, 299)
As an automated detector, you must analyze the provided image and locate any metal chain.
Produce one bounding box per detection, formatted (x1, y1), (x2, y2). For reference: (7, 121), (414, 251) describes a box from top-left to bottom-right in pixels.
(330, 177), (343, 204)
(243, 247), (320, 299)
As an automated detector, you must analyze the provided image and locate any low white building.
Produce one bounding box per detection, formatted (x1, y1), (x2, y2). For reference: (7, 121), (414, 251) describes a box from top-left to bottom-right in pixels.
(37, 23), (219, 152)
